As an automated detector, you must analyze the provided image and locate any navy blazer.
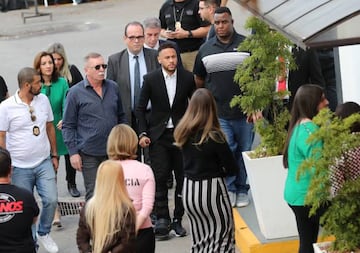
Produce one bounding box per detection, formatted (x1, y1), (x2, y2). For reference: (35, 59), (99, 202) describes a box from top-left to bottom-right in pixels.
(136, 67), (195, 143)
(107, 48), (159, 124)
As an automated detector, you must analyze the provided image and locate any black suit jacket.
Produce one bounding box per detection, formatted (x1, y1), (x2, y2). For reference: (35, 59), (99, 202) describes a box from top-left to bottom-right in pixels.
(136, 67), (195, 143)
(288, 47), (325, 109)
(107, 48), (159, 124)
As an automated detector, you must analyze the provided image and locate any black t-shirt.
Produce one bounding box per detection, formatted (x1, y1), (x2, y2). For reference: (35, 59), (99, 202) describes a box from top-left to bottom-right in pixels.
(0, 184), (39, 253)
(159, 0), (210, 53)
(0, 75), (8, 103)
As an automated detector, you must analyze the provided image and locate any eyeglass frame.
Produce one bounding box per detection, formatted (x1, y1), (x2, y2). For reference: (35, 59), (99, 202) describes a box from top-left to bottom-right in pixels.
(126, 35), (145, 41)
(89, 64), (108, 70)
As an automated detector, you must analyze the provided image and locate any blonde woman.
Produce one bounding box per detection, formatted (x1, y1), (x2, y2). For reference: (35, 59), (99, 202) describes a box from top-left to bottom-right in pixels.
(174, 88), (237, 252)
(76, 160), (136, 253)
(47, 42), (83, 87)
(107, 124), (155, 253)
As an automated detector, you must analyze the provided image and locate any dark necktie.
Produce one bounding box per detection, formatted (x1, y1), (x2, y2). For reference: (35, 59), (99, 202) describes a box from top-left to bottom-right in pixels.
(134, 55), (140, 109)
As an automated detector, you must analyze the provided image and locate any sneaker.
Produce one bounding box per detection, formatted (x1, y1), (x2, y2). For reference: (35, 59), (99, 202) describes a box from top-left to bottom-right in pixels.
(236, 193), (250, 207)
(52, 220), (63, 229)
(154, 218), (170, 241)
(37, 233), (58, 253)
(170, 218), (187, 237)
(228, 191), (236, 207)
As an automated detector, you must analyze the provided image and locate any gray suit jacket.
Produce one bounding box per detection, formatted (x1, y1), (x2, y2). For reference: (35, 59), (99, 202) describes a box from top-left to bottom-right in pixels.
(107, 48), (159, 124)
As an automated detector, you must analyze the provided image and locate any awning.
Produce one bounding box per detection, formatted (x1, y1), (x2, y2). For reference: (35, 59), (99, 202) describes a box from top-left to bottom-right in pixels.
(235, 0), (360, 49)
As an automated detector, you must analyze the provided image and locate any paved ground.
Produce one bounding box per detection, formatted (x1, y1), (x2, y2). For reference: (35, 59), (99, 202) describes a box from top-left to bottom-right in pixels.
(0, 1), (252, 252)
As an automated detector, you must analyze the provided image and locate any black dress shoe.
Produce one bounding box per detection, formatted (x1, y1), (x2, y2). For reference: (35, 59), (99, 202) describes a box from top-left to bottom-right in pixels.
(68, 183), (80, 197)
(154, 218), (170, 241)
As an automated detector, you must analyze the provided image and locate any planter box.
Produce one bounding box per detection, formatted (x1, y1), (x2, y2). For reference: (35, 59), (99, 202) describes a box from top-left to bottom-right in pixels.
(313, 242), (332, 253)
(242, 151), (298, 239)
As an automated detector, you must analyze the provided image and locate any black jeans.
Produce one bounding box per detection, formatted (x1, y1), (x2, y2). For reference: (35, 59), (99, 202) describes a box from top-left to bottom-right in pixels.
(149, 129), (184, 221)
(289, 204), (327, 253)
(64, 154), (76, 184)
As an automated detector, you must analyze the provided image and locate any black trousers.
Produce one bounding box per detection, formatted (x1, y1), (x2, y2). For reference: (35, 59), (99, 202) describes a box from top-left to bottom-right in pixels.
(289, 205), (327, 253)
(64, 154), (76, 184)
(150, 129), (184, 220)
(136, 227), (155, 253)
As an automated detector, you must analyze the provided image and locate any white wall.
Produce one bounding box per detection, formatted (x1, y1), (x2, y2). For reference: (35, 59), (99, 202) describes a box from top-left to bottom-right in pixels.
(339, 45), (360, 104)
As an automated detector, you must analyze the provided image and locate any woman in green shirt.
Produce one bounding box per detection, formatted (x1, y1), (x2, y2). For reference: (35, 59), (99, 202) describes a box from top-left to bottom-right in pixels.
(283, 84), (329, 253)
(34, 51), (69, 228)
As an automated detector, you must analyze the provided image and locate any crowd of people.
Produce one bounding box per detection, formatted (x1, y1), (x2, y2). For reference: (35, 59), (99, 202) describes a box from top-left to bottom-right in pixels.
(0, 0), (358, 253)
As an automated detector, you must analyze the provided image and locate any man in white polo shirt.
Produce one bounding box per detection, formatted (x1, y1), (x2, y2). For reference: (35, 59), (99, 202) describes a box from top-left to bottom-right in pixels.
(0, 67), (59, 253)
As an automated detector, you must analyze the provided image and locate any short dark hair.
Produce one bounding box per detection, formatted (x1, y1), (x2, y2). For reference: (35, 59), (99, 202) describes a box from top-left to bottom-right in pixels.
(17, 67), (38, 89)
(124, 21), (144, 37)
(335, 101), (360, 132)
(158, 42), (176, 53)
(199, 0), (221, 7)
(214, 6), (232, 16)
(0, 147), (11, 178)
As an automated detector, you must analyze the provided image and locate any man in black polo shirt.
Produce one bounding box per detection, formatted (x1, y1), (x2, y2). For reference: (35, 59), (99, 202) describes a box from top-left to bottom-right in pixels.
(0, 147), (39, 253)
(193, 7), (259, 208)
(159, 0), (210, 71)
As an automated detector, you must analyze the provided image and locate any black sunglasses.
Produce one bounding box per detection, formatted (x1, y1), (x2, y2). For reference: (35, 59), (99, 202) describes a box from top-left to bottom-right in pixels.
(91, 64), (108, 70)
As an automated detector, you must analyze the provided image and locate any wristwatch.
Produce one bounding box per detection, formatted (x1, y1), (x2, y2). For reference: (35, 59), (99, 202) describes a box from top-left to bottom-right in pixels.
(188, 30), (193, 38)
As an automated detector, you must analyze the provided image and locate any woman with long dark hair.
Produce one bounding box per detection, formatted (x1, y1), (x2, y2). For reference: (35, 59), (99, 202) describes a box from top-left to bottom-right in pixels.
(174, 88), (237, 252)
(283, 84), (329, 253)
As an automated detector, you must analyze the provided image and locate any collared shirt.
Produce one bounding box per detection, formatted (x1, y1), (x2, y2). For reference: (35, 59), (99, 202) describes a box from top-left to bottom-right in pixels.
(144, 41), (160, 50)
(0, 91), (54, 168)
(62, 78), (127, 156)
(128, 49), (147, 109)
(162, 68), (177, 128)
(159, 0), (210, 53)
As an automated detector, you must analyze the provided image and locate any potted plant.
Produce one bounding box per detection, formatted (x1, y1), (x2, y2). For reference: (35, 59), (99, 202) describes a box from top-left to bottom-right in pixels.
(230, 16), (298, 239)
(299, 108), (360, 253)
(231, 16), (296, 158)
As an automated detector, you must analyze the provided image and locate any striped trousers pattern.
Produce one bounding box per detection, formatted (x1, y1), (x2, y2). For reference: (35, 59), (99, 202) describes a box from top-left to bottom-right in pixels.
(183, 177), (235, 253)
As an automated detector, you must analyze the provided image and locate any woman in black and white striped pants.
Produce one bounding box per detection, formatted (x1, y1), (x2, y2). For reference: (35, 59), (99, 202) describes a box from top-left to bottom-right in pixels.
(174, 89), (238, 253)
(183, 177), (235, 252)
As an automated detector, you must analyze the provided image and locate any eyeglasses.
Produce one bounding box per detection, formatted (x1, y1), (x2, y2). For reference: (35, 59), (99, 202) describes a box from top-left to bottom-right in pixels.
(29, 106), (36, 122)
(90, 64), (108, 70)
(127, 35), (145, 41)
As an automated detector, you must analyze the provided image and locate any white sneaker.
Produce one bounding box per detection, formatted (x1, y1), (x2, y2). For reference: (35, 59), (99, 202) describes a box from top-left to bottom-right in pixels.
(228, 191), (236, 207)
(37, 233), (59, 253)
(236, 193), (250, 207)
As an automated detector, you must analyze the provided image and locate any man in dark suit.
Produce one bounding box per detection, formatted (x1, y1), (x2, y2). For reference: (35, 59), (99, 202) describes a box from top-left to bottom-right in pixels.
(107, 21), (159, 128)
(287, 47), (326, 110)
(136, 42), (195, 240)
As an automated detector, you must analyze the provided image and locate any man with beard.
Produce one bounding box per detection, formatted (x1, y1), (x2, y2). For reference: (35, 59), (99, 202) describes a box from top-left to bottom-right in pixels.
(62, 53), (127, 201)
(0, 67), (59, 253)
(136, 42), (195, 240)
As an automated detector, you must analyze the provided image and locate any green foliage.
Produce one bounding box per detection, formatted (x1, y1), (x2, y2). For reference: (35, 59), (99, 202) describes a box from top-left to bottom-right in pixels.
(231, 17), (295, 157)
(299, 108), (360, 252)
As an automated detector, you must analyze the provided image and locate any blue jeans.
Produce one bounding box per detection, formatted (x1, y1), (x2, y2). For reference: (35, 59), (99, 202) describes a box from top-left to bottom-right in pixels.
(219, 117), (254, 194)
(12, 158), (57, 236)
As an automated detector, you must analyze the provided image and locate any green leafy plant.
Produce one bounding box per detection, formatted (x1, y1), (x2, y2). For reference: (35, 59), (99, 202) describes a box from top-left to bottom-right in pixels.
(299, 108), (360, 252)
(231, 17), (296, 158)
